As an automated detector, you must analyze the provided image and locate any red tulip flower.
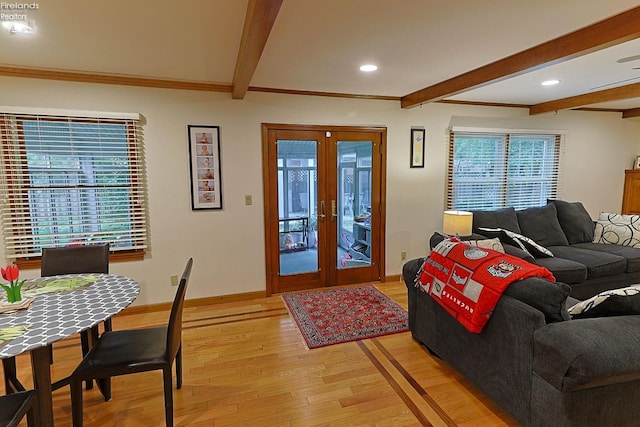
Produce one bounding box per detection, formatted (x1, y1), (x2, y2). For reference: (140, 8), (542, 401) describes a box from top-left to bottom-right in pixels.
(1, 265), (19, 283)
(1, 264), (25, 303)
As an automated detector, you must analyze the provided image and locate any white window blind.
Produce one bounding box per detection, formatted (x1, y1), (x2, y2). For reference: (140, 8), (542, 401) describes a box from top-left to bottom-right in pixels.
(0, 111), (148, 259)
(446, 131), (561, 211)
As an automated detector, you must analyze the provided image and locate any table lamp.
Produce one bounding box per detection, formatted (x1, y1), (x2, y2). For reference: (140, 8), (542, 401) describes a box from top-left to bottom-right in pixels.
(442, 210), (473, 237)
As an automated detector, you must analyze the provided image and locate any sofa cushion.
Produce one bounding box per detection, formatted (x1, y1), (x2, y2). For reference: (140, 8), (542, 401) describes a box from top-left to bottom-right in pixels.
(516, 203), (569, 247)
(503, 277), (571, 322)
(548, 199), (595, 244)
(471, 207), (521, 234)
(533, 257), (587, 284)
(548, 246), (626, 279)
(572, 242), (640, 273)
(478, 227), (553, 258)
(568, 285), (640, 319)
(534, 316), (640, 391)
(593, 212), (640, 248)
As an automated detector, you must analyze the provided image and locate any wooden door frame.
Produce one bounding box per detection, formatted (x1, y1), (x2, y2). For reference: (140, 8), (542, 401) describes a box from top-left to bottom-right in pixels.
(261, 123), (387, 296)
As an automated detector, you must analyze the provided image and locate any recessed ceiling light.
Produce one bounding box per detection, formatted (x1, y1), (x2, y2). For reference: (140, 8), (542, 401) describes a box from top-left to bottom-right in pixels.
(541, 79), (560, 86)
(359, 64), (378, 72)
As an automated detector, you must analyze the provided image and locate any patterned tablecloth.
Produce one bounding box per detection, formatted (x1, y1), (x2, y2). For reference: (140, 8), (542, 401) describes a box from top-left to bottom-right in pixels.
(0, 273), (140, 358)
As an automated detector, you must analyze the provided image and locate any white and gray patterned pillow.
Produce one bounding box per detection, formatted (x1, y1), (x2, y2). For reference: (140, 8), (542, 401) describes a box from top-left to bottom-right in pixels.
(592, 212), (640, 248)
(569, 285), (640, 319)
(478, 227), (554, 258)
(464, 237), (505, 253)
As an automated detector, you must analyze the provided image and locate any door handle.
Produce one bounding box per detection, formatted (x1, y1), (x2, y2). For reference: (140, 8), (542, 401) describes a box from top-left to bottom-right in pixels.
(331, 200), (338, 221)
(319, 201), (326, 220)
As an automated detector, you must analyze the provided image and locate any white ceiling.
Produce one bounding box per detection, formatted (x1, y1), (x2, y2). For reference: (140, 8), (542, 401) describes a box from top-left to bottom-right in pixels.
(2, 0), (640, 112)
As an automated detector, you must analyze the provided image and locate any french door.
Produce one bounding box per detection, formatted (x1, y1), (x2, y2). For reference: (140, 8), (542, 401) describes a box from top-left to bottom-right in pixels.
(262, 124), (386, 295)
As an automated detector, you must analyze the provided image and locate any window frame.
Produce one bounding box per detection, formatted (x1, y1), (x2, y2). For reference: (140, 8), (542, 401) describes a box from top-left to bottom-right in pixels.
(0, 108), (147, 269)
(446, 129), (562, 211)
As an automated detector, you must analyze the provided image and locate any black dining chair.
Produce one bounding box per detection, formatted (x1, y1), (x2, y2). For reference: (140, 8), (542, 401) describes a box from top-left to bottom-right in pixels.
(41, 244), (111, 363)
(70, 258), (193, 427)
(0, 390), (35, 427)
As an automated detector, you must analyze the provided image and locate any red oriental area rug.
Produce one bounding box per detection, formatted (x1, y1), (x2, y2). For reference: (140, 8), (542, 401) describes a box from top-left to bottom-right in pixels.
(282, 285), (409, 349)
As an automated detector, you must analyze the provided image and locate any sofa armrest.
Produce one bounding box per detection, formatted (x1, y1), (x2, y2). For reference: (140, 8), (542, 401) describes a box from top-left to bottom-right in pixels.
(533, 316), (640, 391)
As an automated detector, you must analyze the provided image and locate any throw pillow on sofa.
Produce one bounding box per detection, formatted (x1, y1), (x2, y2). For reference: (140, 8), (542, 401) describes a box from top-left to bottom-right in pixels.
(516, 203), (569, 247)
(548, 199), (595, 244)
(478, 227), (554, 258)
(471, 207), (521, 234)
(465, 237), (505, 253)
(429, 231), (535, 262)
(568, 284), (640, 319)
(429, 232), (490, 250)
(592, 212), (640, 248)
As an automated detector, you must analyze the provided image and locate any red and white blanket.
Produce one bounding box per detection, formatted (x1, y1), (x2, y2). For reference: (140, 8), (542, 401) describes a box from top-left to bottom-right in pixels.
(417, 239), (555, 333)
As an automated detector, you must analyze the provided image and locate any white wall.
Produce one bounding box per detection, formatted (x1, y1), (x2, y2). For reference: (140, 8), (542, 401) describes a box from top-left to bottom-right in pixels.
(1, 76), (639, 305)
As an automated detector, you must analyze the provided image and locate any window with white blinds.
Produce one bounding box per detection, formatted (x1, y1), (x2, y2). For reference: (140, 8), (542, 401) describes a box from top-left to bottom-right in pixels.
(446, 131), (561, 211)
(0, 110), (148, 259)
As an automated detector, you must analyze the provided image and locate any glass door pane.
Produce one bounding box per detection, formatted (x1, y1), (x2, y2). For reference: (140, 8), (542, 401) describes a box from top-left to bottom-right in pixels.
(336, 141), (372, 270)
(277, 140), (318, 276)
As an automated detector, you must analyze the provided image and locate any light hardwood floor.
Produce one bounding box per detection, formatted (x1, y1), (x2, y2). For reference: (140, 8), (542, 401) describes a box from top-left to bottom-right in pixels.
(6, 281), (519, 426)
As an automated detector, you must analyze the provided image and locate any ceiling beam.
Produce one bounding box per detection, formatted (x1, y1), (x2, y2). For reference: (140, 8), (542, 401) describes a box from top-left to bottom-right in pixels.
(0, 66), (232, 92)
(400, 6), (640, 109)
(529, 82), (640, 115)
(232, 0), (284, 100)
(622, 107), (640, 119)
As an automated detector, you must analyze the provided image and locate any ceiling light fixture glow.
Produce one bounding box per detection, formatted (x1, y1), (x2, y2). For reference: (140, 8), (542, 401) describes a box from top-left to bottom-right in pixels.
(541, 79), (560, 86)
(359, 64), (378, 72)
(1, 20), (37, 34)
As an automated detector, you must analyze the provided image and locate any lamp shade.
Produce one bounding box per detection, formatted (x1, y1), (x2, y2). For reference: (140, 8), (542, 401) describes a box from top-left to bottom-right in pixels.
(443, 210), (473, 236)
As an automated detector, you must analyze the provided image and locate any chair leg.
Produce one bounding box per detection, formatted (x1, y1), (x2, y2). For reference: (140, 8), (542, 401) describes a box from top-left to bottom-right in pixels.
(79, 331), (93, 390)
(80, 331), (89, 356)
(2, 357), (24, 393)
(70, 377), (84, 427)
(163, 367), (174, 427)
(96, 377), (111, 402)
(176, 345), (182, 389)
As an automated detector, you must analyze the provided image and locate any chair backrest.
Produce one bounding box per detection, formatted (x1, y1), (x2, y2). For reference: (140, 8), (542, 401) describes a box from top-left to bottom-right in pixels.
(41, 244), (110, 277)
(166, 258), (193, 361)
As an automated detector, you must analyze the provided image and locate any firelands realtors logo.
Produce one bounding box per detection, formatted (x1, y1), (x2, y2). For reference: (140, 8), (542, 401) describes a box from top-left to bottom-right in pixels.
(1, 2), (39, 34)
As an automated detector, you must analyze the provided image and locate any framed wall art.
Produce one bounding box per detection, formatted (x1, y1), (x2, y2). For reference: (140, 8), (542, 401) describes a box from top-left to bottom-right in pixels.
(188, 125), (223, 210)
(410, 128), (425, 168)
(635, 155), (640, 169)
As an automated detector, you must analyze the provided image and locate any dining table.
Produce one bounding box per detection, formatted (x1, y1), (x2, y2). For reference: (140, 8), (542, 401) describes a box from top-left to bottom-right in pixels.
(0, 273), (140, 427)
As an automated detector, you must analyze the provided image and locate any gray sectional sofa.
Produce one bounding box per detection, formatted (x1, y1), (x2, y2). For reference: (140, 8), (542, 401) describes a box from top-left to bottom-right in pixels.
(403, 257), (640, 426)
(468, 199), (640, 300)
(410, 200), (640, 425)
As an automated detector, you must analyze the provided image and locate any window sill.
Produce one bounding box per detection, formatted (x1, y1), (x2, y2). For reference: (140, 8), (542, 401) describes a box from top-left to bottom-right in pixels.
(15, 250), (145, 270)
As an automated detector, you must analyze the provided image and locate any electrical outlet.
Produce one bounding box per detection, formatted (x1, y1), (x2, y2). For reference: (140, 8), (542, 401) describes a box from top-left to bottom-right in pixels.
(401, 251), (407, 261)
(245, 195), (252, 205)
(170, 275), (179, 286)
